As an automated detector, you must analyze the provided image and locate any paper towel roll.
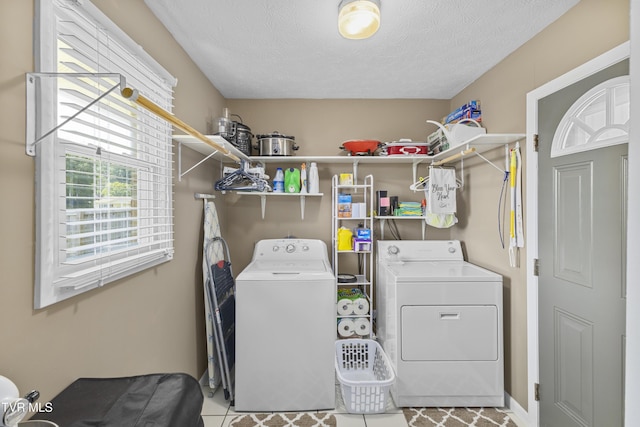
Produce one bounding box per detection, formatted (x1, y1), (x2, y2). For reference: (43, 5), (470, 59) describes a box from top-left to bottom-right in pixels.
(352, 298), (369, 315)
(337, 299), (354, 316)
(338, 319), (356, 337)
(354, 318), (370, 336)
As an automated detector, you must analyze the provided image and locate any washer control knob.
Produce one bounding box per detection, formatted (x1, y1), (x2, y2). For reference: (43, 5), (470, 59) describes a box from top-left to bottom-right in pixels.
(272, 245), (279, 252)
(302, 245), (309, 251)
(388, 245), (399, 255)
(286, 244), (296, 253)
(448, 246), (456, 253)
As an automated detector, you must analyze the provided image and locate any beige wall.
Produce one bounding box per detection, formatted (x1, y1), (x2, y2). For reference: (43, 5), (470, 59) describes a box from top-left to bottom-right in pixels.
(0, 0), (226, 400)
(229, 0), (630, 411)
(450, 0), (630, 409)
(225, 99), (452, 269)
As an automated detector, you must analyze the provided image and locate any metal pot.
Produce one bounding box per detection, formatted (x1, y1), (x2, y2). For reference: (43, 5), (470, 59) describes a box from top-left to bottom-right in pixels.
(255, 132), (299, 156)
(216, 119), (253, 156)
(215, 116), (233, 136)
(232, 121), (253, 156)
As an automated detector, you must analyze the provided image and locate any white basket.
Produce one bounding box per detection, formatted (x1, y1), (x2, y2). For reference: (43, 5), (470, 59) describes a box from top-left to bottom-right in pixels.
(335, 338), (395, 414)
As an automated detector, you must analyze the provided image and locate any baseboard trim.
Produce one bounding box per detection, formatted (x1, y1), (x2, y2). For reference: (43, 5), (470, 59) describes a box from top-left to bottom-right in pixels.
(504, 392), (529, 426)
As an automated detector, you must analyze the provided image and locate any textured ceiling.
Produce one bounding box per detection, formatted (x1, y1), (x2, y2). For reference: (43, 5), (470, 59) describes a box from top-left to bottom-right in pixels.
(144, 0), (580, 99)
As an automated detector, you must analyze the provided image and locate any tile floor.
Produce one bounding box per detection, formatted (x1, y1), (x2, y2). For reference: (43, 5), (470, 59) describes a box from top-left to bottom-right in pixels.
(199, 383), (527, 427)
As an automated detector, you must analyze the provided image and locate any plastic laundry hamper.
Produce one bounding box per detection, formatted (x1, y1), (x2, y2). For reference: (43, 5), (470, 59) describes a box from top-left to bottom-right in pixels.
(335, 338), (395, 414)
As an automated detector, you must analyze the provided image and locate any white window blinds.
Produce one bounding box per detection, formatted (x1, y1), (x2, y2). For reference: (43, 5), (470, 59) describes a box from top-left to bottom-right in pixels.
(33, 0), (177, 308)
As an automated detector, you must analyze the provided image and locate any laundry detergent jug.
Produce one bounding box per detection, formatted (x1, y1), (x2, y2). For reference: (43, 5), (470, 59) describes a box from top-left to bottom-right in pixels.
(285, 167), (301, 193)
(337, 227), (354, 251)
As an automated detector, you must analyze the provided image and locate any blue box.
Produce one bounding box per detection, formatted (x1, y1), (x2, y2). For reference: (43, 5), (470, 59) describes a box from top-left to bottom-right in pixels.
(338, 193), (352, 218)
(355, 228), (372, 241)
(444, 100), (481, 124)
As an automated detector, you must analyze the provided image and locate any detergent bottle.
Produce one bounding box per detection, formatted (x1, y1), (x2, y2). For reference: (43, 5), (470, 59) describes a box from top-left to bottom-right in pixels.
(285, 167), (301, 193)
(273, 168), (284, 193)
(337, 227), (354, 251)
(308, 162), (320, 194)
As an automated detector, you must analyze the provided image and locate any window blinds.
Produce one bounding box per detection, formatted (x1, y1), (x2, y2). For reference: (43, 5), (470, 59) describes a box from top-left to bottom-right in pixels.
(34, 0), (176, 307)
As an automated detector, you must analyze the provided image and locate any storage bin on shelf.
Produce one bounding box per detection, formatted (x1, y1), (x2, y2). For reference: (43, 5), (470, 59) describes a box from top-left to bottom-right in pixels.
(335, 339), (395, 414)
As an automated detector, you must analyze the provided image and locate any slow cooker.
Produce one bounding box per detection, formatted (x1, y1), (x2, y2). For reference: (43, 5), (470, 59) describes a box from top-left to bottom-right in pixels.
(255, 132), (298, 156)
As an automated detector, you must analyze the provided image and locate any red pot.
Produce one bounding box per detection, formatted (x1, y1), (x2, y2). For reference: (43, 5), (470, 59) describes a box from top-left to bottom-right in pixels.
(340, 140), (381, 156)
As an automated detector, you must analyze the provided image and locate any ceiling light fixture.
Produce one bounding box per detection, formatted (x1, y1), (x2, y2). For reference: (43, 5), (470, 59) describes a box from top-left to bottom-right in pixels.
(338, 0), (381, 40)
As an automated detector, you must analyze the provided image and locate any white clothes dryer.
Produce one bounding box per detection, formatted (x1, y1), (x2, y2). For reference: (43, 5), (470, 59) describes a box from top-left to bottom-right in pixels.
(235, 239), (335, 412)
(376, 240), (504, 407)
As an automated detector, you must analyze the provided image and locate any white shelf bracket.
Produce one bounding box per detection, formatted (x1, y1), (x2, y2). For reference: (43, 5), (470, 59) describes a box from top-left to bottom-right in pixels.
(26, 72), (125, 157)
(260, 194), (267, 219)
(410, 159), (428, 192)
(378, 216), (427, 240)
(351, 160), (360, 186)
(236, 192), (322, 220)
(475, 150), (507, 173)
(177, 141), (219, 181)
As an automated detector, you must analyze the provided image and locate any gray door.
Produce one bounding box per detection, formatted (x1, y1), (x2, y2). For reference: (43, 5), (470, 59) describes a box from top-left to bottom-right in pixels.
(538, 60), (628, 427)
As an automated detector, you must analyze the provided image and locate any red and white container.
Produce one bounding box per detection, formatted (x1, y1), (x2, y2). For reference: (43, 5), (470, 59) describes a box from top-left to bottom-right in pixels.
(383, 139), (429, 156)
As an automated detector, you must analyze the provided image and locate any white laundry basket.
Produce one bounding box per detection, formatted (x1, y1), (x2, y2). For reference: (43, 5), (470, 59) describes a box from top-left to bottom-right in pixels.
(335, 338), (395, 414)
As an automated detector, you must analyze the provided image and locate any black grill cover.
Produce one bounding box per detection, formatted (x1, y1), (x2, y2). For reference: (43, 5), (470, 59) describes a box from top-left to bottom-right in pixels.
(30, 373), (204, 427)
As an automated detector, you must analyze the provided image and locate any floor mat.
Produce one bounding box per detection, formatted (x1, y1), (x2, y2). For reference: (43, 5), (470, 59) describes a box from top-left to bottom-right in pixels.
(403, 407), (517, 427)
(229, 412), (337, 427)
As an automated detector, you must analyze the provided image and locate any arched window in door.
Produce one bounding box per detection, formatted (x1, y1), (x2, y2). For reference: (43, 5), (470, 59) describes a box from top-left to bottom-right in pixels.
(551, 75), (629, 158)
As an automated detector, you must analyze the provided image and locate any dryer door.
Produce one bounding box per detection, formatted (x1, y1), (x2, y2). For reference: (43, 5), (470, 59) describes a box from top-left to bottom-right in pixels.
(401, 305), (498, 361)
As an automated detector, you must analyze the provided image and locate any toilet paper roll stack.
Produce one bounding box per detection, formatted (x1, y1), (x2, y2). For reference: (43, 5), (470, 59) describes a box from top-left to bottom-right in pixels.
(336, 297), (369, 316)
(338, 317), (370, 337)
(337, 288), (371, 337)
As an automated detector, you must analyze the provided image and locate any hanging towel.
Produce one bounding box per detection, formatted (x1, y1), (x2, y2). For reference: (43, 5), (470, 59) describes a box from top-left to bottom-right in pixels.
(428, 167), (457, 214)
(424, 212), (458, 229)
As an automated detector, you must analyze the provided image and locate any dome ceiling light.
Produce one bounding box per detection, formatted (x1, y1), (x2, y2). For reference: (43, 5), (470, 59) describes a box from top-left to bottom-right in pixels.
(338, 0), (381, 40)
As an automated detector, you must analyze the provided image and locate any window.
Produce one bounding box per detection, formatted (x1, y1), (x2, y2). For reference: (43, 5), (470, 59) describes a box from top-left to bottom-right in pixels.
(551, 76), (629, 158)
(32, 0), (177, 308)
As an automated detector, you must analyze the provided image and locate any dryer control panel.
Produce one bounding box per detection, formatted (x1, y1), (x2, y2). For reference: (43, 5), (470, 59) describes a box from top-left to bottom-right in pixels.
(378, 240), (464, 263)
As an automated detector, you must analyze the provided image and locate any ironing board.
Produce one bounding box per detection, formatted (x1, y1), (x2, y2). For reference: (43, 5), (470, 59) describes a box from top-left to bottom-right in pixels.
(204, 236), (235, 404)
(202, 200), (224, 390)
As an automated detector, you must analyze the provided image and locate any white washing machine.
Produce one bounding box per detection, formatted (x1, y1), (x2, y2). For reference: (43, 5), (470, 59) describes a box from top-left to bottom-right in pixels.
(376, 240), (504, 407)
(234, 239), (335, 412)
